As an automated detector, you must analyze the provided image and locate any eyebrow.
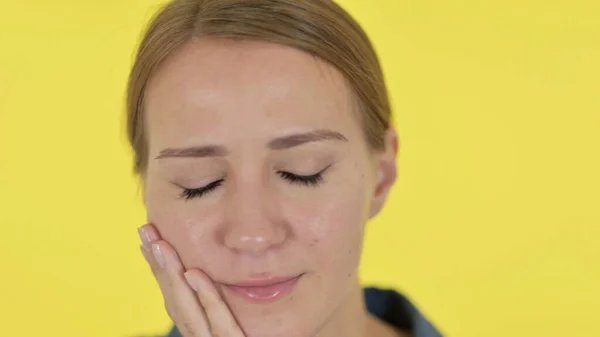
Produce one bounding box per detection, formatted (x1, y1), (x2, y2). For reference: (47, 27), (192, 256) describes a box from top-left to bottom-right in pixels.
(268, 129), (348, 150)
(155, 129), (348, 159)
(155, 145), (228, 159)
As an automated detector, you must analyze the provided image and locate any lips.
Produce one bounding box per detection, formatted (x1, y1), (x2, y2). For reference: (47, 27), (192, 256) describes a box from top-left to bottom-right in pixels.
(221, 274), (302, 303)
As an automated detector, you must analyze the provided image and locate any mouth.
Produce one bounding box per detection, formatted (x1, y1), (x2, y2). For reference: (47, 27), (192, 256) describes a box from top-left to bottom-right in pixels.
(220, 274), (304, 303)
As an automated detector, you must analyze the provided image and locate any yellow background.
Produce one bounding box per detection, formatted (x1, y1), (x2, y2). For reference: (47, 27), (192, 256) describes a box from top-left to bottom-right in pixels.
(1, 0), (598, 336)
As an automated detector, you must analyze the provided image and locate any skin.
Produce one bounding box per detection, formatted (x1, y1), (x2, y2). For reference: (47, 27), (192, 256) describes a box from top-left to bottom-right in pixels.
(138, 37), (400, 337)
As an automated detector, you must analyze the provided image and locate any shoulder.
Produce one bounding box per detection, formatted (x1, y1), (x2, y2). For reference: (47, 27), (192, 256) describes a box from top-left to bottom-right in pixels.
(164, 327), (182, 337)
(364, 287), (444, 337)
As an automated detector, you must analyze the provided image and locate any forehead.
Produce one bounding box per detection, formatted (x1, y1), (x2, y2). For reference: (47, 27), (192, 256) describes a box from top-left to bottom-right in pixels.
(144, 38), (360, 148)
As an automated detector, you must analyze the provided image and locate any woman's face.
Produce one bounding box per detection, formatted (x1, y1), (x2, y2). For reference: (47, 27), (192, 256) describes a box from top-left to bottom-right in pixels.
(143, 38), (395, 337)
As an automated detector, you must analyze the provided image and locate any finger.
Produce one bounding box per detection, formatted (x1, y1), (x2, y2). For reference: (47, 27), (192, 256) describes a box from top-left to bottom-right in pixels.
(139, 238), (174, 320)
(138, 226), (205, 335)
(184, 269), (245, 337)
(138, 224), (165, 279)
(154, 241), (213, 337)
(140, 244), (163, 277)
(138, 223), (162, 246)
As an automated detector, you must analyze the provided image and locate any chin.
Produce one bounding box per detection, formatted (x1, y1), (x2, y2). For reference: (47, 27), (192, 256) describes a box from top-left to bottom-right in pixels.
(243, 325), (299, 337)
(234, 310), (310, 337)
(222, 289), (316, 337)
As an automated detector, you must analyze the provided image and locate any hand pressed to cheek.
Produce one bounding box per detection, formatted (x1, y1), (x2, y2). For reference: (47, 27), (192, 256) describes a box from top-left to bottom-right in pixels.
(138, 224), (246, 337)
(184, 269), (246, 335)
(139, 225), (198, 319)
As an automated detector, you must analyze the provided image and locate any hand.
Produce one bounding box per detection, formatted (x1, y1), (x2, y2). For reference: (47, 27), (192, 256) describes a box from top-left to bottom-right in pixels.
(138, 223), (246, 337)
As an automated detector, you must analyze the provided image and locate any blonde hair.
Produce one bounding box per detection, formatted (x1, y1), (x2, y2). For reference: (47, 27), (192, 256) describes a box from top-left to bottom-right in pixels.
(127, 0), (391, 175)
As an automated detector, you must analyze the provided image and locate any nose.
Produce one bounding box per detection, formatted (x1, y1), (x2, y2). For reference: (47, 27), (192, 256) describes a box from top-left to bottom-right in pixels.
(222, 180), (287, 255)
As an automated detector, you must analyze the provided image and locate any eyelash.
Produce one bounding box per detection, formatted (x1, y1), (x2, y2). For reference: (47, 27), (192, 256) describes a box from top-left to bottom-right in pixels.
(179, 179), (224, 200)
(278, 171), (324, 187)
(179, 168), (328, 200)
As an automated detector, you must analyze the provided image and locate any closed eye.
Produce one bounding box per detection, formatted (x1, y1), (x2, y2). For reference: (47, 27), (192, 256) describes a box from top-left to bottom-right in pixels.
(178, 179), (223, 200)
(278, 171), (323, 186)
(177, 165), (331, 200)
(278, 165), (331, 187)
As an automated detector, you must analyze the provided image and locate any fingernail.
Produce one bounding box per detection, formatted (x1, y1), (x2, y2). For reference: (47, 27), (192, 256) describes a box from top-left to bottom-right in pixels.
(138, 225), (151, 245)
(152, 243), (165, 269)
(184, 271), (199, 292)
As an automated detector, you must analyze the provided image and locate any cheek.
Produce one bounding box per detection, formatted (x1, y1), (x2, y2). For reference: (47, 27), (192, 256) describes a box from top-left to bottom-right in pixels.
(144, 177), (186, 236)
(289, 179), (370, 275)
(144, 178), (220, 266)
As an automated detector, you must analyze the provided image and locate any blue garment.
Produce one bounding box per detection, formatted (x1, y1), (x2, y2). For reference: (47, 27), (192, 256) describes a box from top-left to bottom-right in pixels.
(164, 287), (443, 337)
